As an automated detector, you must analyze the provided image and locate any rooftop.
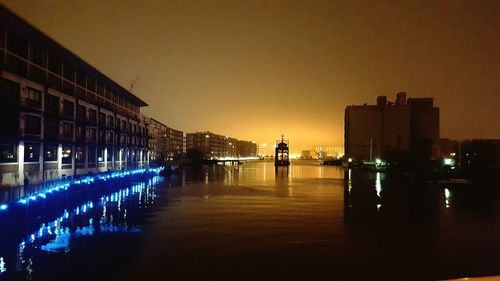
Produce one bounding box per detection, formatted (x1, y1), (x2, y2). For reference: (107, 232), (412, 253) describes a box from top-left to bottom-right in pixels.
(0, 5), (148, 107)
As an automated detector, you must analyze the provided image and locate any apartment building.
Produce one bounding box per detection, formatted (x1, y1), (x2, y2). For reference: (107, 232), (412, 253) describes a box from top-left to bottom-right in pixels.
(0, 6), (150, 186)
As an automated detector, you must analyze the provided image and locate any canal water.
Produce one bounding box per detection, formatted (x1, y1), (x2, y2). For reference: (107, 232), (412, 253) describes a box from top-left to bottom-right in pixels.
(0, 160), (499, 280)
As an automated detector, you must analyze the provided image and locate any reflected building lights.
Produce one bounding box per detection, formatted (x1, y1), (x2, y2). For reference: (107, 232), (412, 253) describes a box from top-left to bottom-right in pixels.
(11, 176), (162, 274)
(348, 169), (352, 194)
(445, 188), (451, 208)
(13, 167), (163, 206)
(26, 258), (33, 279)
(375, 172), (382, 197)
(0, 257), (6, 274)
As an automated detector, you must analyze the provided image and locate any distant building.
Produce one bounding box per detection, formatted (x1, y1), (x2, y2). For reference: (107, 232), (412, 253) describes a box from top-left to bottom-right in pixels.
(237, 140), (258, 157)
(186, 132), (223, 158)
(148, 118), (167, 163)
(225, 137), (238, 158)
(166, 127), (183, 159)
(345, 92), (440, 161)
(149, 118), (183, 162)
(313, 146), (344, 159)
(408, 97), (440, 154)
(185, 132), (256, 159)
(300, 150), (315, 160)
(0, 6), (153, 186)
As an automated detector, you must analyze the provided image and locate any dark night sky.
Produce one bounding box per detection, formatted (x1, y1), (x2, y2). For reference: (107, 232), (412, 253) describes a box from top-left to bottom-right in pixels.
(4, 0), (499, 154)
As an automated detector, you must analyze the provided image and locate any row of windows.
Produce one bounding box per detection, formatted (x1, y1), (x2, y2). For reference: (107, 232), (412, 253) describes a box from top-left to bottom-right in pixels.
(1, 78), (148, 135)
(0, 143), (147, 164)
(1, 28), (141, 118)
(0, 143), (64, 163)
(22, 114), (146, 146)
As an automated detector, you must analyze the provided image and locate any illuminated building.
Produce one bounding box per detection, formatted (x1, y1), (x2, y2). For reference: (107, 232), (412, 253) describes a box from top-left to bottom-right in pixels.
(313, 146), (344, 159)
(166, 127), (184, 159)
(186, 132), (223, 158)
(345, 92), (440, 161)
(0, 6), (153, 186)
(148, 118), (167, 163)
(237, 140), (258, 157)
(300, 150), (316, 160)
(185, 132), (257, 159)
(149, 118), (183, 162)
(225, 137), (238, 157)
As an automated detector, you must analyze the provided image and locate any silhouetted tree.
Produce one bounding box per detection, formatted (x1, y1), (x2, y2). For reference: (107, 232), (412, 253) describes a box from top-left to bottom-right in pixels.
(461, 140), (500, 183)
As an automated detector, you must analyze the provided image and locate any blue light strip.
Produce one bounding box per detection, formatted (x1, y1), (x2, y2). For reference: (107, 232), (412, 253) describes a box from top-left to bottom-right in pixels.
(0, 167), (163, 210)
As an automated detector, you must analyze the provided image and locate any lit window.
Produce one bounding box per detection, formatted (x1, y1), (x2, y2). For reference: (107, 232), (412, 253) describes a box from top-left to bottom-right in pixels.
(24, 143), (40, 162)
(0, 144), (17, 163)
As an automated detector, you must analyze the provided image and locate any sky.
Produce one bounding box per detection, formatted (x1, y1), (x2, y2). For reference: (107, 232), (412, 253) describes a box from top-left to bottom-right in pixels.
(3, 0), (499, 155)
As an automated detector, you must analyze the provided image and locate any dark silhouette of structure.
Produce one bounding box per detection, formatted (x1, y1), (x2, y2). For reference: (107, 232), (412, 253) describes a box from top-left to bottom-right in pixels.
(274, 135), (290, 166)
(460, 139), (500, 183)
(345, 92), (439, 162)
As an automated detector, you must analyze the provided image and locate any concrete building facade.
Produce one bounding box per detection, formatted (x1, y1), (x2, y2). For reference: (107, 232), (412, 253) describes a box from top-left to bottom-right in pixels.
(0, 6), (151, 186)
(345, 92), (439, 161)
(149, 118), (183, 163)
(408, 97), (440, 152)
(237, 140), (258, 158)
(186, 132), (257, 159)
(313, 146), (344, 159)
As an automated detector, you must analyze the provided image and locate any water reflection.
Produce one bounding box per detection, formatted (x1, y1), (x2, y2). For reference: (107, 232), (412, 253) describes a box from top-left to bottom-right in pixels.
(275, 166), (291, 197)
(0, 161), (498, 281)
(444, 188), (451, 208)
(0, 257), (5, 274)
(0, 176), (162, 279)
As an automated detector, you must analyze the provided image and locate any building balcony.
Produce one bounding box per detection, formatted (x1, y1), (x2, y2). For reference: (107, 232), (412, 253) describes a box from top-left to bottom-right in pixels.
(86, 137), (97, 144)
(60, 135), (74, 142)
(75, 135), (86, 143)
(21, 99), (42, 112)
(86, 116), (98, 126)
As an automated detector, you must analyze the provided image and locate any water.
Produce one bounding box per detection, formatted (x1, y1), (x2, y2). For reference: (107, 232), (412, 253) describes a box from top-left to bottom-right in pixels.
(0, 160), (499, 280)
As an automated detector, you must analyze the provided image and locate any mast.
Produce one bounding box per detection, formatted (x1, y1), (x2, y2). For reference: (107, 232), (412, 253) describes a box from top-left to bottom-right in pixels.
(369, 138), (373, 162)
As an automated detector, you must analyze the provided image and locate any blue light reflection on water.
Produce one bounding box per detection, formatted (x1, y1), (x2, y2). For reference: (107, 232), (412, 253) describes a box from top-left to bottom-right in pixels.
(11, 168), (163, 207)
(0, 257), (6, 274)
(0, 174), (163, 279)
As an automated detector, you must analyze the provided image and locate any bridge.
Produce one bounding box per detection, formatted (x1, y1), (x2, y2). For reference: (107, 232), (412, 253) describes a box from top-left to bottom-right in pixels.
(205, 156), (259, 165)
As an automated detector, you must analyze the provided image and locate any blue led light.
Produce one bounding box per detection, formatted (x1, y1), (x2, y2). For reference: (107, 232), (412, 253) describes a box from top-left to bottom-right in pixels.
(0, 204), (7, 211)
(17, 176), (161, 256)
(10, 167), (163, 207)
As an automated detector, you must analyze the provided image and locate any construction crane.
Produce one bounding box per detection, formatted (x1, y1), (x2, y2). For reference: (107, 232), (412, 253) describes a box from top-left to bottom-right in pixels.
(130, 74), (141, 92)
